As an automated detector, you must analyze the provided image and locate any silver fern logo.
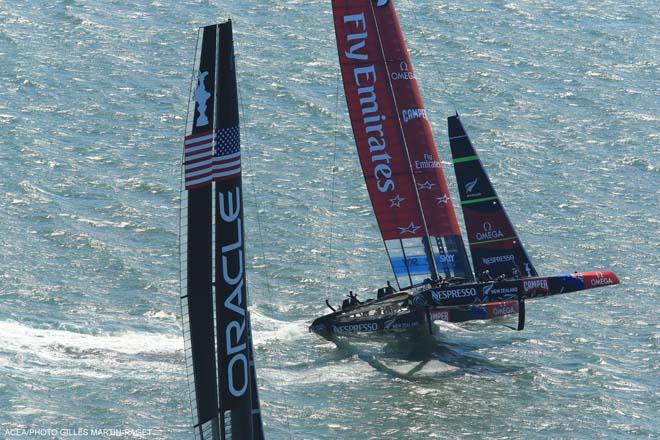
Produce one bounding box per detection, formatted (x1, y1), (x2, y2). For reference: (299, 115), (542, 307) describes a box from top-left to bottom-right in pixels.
(465, 177), (478, 194)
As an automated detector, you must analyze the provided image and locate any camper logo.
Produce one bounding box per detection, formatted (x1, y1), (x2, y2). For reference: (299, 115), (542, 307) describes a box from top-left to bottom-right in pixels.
(194, 71), (211, 127)
(523, 278), (549, 293)
(430, 310), (450, 321)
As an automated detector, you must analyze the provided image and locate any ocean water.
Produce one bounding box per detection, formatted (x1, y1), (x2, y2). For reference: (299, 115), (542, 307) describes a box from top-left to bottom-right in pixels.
(0, 0), (657, 439)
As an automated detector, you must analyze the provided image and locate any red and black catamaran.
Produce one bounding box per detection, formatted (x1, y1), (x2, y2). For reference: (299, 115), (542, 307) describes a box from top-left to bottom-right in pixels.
(310, 0), (619, 336)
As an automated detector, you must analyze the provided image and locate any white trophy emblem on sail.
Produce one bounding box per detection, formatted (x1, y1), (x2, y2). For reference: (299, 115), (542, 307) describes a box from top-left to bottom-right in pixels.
(194, 71), (211, 127)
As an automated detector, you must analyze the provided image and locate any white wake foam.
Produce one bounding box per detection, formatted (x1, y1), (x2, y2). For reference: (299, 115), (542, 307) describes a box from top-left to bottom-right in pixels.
(0, 320), (182, 357)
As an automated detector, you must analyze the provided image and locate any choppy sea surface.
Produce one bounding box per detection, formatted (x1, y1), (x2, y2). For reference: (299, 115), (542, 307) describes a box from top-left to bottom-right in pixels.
(0, 0), (658, 438)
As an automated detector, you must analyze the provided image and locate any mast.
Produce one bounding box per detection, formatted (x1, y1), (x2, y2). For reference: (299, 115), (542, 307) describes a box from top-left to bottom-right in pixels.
(448, 114), (538, 279)
(181, 21), (264, 440)
(331, 0), (473, 287)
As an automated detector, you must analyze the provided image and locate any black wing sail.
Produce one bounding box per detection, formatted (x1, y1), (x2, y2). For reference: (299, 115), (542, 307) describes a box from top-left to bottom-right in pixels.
(181, 23), (220, 440)
(214, 20), (264, 439)
(180, 21), (264, 440)
(448, 114), (538, 279)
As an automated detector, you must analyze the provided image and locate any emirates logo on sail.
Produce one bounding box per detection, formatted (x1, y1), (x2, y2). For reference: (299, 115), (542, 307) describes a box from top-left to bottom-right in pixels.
(415, 153), (442, 170)
(343, 13), (394, 193)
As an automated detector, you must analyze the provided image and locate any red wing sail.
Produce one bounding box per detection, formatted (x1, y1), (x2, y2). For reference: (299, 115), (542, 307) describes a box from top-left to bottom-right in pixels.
(333, 1), (424, 240)
(448, 114), (538, 279)
(370, 2), (461, 238)
(332, 0), (473, 286)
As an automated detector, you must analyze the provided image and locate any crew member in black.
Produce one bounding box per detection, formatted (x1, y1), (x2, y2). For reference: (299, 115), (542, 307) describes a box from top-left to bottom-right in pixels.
(431, 276), (445, 288)
(479, 270), (493, 282)
(348, 291), (360, 306)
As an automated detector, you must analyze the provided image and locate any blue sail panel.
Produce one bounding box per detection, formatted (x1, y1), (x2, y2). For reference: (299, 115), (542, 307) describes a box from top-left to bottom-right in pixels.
(390, 254), (458, 276)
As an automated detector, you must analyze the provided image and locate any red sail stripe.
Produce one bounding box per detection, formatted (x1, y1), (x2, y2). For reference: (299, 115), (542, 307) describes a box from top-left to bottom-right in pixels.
(184, 149), (213, 160)
(185, 142), (214, 154)
(186, 171), (213, 183)
(184, 130), (213, 142)
(183, 131), (215, 190)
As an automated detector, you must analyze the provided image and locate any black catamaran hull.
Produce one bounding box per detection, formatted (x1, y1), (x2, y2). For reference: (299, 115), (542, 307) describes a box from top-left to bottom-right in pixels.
(310, 271), (619, 336)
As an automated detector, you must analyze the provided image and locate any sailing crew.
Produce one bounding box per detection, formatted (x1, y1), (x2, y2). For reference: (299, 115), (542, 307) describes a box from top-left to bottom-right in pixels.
(479, 270), (493, 282)
(511, 267), (521, 279)
(378, 281), (397, 299)
(431, 276), (445, 288)
(348, 291), (360, 306)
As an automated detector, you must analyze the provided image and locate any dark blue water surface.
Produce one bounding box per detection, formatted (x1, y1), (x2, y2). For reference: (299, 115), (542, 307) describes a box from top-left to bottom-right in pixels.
(0, 0), (657, 438)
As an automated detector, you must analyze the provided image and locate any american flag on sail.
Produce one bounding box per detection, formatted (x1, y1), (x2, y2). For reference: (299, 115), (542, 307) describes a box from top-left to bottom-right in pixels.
(212, 126), (241, 182)
(183, 126), (241, 189)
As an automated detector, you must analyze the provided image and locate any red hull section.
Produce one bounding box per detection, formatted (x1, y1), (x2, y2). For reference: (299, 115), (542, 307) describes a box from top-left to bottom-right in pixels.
(579, 271), (620, 289)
